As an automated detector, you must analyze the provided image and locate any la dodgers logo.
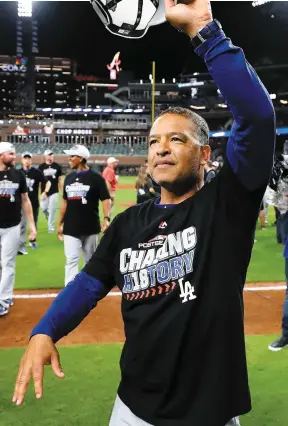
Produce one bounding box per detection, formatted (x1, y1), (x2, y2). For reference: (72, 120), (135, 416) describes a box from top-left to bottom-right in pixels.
(0, 180), (19, 203)
(66, 182), (90, 204)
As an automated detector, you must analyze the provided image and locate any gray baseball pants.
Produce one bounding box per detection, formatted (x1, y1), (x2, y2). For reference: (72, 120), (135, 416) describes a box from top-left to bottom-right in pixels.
(109, 395), (241, 426)
(0, 224), (21, 307)
(19, 205), (39, 252)
(40, 193), (58, 231)
(63, 234), (99, 286)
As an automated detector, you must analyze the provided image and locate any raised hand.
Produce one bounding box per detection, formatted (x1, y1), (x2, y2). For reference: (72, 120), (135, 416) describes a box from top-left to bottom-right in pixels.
(164, 0), (213, 38)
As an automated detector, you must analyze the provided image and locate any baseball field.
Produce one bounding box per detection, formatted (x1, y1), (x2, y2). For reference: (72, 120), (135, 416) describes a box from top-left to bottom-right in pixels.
(1, 176), (288, 426)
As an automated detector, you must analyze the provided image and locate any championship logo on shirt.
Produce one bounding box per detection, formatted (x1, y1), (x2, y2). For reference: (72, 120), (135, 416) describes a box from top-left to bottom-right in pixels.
(26, 177), (35, 192)
(66, 182), (90, 204)
(43, 168), (57, 179)
(0, 179), (19, 203)
(120, 226), (197, 303)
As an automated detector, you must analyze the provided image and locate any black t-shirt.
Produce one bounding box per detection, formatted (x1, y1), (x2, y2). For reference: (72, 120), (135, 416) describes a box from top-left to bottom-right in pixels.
(63, 169), (110, 237)
(20, 167), (46, 207)
(136, 177), (155, 204)
(0, 168), (27, 228)
(84, 162), (265, 426)
(38, 162), (62, 195)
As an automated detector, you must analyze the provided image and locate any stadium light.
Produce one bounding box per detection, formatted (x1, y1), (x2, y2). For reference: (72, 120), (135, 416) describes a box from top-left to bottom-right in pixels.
(113, 108), (123, 112)
(93, 108), (102, 112)
(252, 0), (272, 7)
(124, 108), (133, 113)
(270, 93), (276, 100)
(18, 0), (33, 17)
(190, 105), (206, 110)
(103, 108), (112, 112)
(212, 132), (227, 137)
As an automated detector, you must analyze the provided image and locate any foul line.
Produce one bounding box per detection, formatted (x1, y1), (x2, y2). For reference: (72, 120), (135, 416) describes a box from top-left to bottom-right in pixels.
(13, 285), (286, 300)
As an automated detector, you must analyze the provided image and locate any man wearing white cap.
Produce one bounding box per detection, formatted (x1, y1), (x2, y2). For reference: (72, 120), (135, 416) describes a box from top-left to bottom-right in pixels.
(57, 145), (111, 286)
(0, 142), (36, 316)
(18, 152), (51, 254)
(38, 149), (62, 233)
(102, 156), (119, 212)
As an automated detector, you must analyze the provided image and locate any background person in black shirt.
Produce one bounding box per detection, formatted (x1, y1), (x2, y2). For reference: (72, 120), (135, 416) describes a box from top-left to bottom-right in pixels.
(13, 2), (275, 425)
(38, 150), (62, 233)
(135, 163), (156, 204)
(0, 143), (36, 317)
(18, 152), (51, 254)
(57, 145), (111, 286)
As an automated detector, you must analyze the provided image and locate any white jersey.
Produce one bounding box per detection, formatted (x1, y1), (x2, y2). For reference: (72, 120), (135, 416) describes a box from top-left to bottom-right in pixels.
(91, 0), (160, 38)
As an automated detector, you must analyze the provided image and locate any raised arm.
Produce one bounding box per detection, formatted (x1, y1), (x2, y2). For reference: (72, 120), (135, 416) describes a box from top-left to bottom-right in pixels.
(165, 0), (276, 191)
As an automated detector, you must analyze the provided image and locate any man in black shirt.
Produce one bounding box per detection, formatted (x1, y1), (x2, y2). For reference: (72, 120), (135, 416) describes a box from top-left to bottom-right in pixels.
(18, 152), (51, 254)
(13, 2), (276, 425)
(57, 145), (111, 286)
(38, 149), (62, 233)
(0, 143), (36, 316)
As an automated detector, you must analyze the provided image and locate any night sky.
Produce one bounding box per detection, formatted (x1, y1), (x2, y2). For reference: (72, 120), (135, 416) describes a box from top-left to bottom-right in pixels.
(0, 1), (288, 79)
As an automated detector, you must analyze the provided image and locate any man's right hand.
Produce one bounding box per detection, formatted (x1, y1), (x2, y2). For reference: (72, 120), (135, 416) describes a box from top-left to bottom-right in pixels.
(164, 0), (213, 39)
(12, 334), (65, 406)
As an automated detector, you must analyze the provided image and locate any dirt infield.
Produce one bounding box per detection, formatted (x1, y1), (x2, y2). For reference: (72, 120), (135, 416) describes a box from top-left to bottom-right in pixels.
(0, 283), (285, 348)
(118, 184), (135, 190)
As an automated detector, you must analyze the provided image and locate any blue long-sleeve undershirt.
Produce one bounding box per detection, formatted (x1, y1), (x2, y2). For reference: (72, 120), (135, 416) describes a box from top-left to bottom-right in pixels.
(195, 29), (275, 191)
(31, 28), (276, 344)
(31, 271), (111, 343)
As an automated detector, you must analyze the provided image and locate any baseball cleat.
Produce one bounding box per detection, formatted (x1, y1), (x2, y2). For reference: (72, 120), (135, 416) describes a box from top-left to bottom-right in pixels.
(0, 303), (9, 316)
(29, 241), (38, 249)
(268, 335), (288, 351)
(18, 249), (28, 255)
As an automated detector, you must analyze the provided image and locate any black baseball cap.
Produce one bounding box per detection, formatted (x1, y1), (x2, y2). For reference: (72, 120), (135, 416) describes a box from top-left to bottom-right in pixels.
(22, 152), (33, 158)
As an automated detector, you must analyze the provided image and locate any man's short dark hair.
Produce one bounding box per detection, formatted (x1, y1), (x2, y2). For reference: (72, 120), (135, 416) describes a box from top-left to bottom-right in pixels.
(158, 107), (209, 146)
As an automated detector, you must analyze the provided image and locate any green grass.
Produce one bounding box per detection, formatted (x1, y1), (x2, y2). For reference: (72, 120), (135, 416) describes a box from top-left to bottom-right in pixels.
(247, 216), (284, 282)
(15, 176), (136, 290)
(1, 336), (287, 426)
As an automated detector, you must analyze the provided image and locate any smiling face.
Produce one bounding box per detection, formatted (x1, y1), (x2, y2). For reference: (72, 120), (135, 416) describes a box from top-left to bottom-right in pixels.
(69, 155), (82, 170)
(148, 113), (210, 195)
